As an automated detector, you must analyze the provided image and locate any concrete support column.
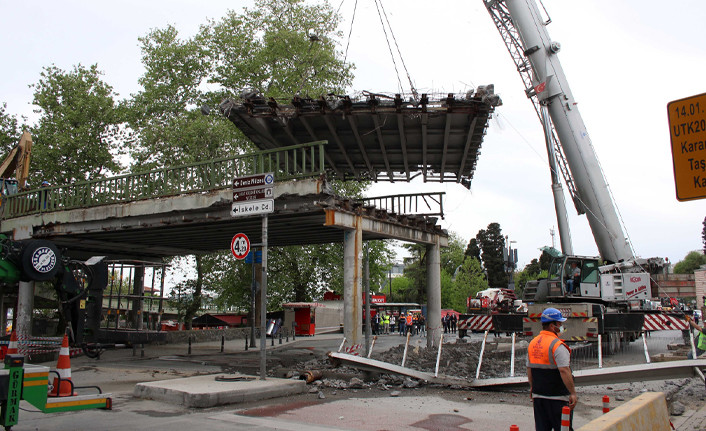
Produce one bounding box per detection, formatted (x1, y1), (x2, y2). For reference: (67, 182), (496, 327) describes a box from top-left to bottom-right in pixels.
(17, 281), (35, 338)
(132, 265), (145, 330)
(343, 216), (363, 346)
(426, 237), (442, 349)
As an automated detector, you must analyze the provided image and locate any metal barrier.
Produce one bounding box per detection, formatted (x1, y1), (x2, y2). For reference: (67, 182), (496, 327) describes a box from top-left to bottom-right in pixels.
(360, 192), (445, 218)
(1, 141), (327, 219)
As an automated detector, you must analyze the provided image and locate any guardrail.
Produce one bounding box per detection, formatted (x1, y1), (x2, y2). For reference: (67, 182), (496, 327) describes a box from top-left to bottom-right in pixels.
(361, 192), (445, 218)
(1, 141), (327, 219)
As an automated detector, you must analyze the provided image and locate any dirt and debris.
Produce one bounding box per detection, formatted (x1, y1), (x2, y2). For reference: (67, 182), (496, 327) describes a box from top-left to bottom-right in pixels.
(278, 338), (525, 391)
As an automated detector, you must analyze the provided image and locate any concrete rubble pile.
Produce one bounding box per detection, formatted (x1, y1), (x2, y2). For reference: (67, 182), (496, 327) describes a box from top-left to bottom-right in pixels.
(285, 339), (527, 388)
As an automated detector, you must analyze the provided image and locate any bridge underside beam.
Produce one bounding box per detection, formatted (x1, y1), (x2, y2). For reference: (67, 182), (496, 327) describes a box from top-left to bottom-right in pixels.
(2, 179), (448, 260)
(324, 209), (448, 247)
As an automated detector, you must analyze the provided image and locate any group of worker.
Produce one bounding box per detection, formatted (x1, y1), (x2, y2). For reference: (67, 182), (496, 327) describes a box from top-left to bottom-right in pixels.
(370, 311), (426, 336)
(442, 313), (457, 334)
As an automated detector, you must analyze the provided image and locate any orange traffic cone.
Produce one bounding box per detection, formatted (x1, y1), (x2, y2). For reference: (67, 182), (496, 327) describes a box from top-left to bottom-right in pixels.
(49, 334), (75, 397)
(6, 331), (18, 355)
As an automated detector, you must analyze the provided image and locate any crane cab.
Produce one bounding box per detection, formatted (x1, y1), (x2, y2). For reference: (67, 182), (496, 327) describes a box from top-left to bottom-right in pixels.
(545, 255), (651, 304)
(546, 255), (601, 299)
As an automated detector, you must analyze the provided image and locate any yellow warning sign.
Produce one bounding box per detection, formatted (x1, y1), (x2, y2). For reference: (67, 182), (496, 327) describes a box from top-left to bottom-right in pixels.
(668, 92), (706, 201)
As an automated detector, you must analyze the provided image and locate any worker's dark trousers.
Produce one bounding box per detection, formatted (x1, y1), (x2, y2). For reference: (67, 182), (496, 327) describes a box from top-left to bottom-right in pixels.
(533, 397), (572, 431)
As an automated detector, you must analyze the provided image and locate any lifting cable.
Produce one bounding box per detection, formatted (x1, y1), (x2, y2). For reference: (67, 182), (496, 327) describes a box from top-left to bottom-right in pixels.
(373, 0), (419, 101)
(338, 0), (358, 65)
(337, 0), (418, 100)
(371, 0), (404, 94)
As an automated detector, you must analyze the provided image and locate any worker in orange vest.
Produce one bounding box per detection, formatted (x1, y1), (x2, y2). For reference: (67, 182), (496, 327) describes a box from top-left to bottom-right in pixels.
(527, 308), (577, 431)
(405, 312), (413, 335)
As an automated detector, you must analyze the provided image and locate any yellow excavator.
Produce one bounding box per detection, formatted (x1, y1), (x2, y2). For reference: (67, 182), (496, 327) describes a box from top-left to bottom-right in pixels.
(0, 131), (32, 199)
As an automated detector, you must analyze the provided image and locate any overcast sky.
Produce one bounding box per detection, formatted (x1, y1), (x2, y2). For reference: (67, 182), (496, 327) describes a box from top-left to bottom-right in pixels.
(1, 0), (705, 269)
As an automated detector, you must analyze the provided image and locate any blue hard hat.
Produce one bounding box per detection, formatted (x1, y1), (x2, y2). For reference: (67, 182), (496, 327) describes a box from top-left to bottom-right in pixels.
(541, 307), (567, 323)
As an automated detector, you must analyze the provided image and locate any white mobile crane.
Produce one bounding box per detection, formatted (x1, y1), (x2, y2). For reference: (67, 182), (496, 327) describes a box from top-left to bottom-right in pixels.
(457, 1), (685, 349)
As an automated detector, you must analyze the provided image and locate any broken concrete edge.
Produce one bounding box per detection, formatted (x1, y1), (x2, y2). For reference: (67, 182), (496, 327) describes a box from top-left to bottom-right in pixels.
(327, 351), (473, 388)
(133, 374), (308, 408)
(327, 353), (706, 390)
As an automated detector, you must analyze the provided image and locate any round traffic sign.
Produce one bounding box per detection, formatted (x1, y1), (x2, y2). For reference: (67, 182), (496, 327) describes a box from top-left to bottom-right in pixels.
(231, 233), (251, 260)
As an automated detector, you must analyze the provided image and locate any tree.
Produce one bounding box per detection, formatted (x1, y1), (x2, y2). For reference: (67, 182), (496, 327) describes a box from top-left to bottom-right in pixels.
(448, 257), (489, 311)
(0, 103), (21, 156)
(30, 64), (126, 185)
(401, 233), (470, 307)
(126, 0), (357, 315)
(401, 243), (427, 304)
(475, 222), (508, 287)
(203, 0), (353, 100)
(673, 251), (706, 274)
(388, 275), (413, 303)
(126, 25), (242, 171)
(464, 238), (480, 261)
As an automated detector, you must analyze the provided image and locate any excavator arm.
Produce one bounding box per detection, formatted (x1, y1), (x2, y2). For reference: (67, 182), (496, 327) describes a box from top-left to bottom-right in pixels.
(0, 131), (32, 192)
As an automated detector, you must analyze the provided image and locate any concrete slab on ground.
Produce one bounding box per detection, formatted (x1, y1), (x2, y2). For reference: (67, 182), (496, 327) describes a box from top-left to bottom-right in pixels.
(226, 395), (598, 430)
(134, 373), (307, 408)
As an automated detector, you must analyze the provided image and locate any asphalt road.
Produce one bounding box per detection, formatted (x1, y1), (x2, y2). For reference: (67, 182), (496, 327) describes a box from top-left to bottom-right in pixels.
(8, 330), (705, 431)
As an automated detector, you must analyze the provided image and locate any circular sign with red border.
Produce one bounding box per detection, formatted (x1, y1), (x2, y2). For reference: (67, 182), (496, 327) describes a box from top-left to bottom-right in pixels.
(231, 233), (250, 260)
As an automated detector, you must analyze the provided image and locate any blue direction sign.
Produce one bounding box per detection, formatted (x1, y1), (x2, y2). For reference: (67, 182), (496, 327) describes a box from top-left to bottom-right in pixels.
(244, 250), (263, 264)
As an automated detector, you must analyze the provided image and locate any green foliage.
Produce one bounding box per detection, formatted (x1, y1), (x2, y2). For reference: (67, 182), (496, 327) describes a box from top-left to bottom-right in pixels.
(0, 103), (21, 156)
(401, 243), (427, 304)
(464, 238), (480, 261)
(400, 233), (474, 308)
(30, 64), (126, 185)
(441, 233), (467, 276)
(674, 251), (706, 274)
(514, 268), (548, 294)
(388, 275), (413, 303)
(443, 257), (488, 312)
(523, 258), (541, 277)
(475, 222), (508, 287)
(198, 251), (252, 311)
(202, 0), (353, 99)
(126, 0), (367, 313)
(127, 25), (245, 171)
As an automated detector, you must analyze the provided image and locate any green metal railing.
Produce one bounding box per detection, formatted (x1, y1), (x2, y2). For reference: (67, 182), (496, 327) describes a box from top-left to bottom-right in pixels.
(1, 141), (327, 219)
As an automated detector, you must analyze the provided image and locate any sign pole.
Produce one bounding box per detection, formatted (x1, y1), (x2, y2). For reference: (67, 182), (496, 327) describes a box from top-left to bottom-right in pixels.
(260, 214), (268, 380)
(364, 244), (371, 357)
(250, 261), (256, 348)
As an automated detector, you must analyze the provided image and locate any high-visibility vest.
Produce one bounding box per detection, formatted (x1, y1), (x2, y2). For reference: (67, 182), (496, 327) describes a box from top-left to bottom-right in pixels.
(698, 331), (706, 351)
(527, 330), (571, 397)
(383, 315), (390, 324)
(406, 315), (412, 325)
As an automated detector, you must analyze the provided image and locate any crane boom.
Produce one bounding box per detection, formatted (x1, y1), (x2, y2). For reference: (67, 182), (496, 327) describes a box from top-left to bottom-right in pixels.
(485, 0), (634, 263)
